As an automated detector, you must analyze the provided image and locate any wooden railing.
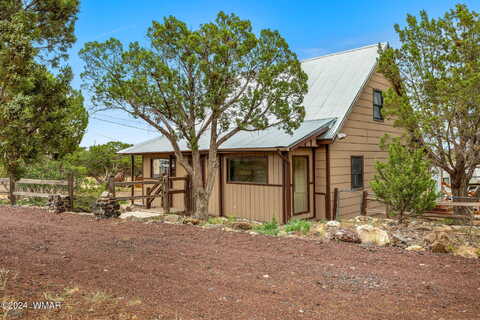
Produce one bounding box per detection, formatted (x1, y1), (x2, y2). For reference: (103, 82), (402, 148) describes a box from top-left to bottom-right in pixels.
(108, 175), (192, 213)
(0, 175), (74, 208)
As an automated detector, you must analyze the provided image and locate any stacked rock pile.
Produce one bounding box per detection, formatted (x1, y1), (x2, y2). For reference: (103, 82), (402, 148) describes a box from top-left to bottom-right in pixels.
(48, 195), (69, 214)
(92, 191), (121, 218)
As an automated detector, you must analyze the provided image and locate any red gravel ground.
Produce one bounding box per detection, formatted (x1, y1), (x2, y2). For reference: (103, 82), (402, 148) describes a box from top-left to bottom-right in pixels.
(1, 206), (480, 320)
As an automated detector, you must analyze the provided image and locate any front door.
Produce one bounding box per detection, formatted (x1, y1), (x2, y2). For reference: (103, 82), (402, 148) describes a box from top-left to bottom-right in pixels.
(293, 156), (309, 215)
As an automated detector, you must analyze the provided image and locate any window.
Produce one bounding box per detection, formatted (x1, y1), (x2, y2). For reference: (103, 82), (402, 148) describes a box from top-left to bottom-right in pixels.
(151, 158), (170, 178)
(227, 157), (268, 184)
(373, 89), (383, 121)
(293, 156), (309, 214)
(351, 156), (364, 189)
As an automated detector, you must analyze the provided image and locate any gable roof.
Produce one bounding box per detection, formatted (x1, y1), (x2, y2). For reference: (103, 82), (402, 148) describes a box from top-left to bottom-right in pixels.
(119, 43), (383, 154)
(301, 43), (382, 138)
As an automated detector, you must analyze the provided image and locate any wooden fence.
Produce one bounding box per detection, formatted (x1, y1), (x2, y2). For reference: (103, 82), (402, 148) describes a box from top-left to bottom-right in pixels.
(0, 175), (74, 208)
(108, 175), (192, 213)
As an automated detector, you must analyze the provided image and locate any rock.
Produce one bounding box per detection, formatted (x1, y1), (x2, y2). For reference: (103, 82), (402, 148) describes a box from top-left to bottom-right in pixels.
(332, 229), (361, 243)
(424, 231), (453, 253)
(100, 191), (111, 198)
(164, 214), (181, 223)
(433, 225), (453, 233)
(353, 216), (377, 223)
(91, 196), (121, 219)
(183, 217), (201, 225)
(390, 232), (411, 248)
(405, 245), (425, 252)
(230, 221), (253, 230)
(453, 245), (478, 259)
(48, 194), (69, 214)
(326, 221), (340, 228)
(431, 241), (450, 253)
(356, 225), (390, 246)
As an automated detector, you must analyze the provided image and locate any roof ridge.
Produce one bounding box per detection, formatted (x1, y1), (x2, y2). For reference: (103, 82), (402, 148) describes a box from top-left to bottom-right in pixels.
(301, 42), (385, 63)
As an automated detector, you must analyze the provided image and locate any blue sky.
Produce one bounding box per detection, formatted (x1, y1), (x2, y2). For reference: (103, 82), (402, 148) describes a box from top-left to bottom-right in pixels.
(71, 0), (479, 147)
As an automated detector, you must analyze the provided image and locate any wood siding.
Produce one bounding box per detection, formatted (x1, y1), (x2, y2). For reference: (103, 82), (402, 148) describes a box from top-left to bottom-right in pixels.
(327, 71), (402, 218)
(222, 152), (283, 222)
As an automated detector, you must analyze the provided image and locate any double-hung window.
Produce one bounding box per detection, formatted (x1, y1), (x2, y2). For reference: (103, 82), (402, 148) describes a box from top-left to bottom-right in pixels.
(373, 89), (384, 121)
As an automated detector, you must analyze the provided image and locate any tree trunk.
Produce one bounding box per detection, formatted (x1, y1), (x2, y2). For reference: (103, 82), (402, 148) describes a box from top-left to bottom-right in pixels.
(8, 175), (16, 205)
(191, 150), (209, 220)
(450, 172), (471, 215)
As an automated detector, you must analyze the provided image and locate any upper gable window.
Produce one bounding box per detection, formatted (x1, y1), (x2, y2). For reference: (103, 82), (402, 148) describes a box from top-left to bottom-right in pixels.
(373, 89), (383, 121)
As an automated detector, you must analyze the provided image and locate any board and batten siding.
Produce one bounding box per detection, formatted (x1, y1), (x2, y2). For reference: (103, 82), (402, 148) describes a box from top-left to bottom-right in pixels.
(222, 152), (283, 222)
(327, 71), (403, 218)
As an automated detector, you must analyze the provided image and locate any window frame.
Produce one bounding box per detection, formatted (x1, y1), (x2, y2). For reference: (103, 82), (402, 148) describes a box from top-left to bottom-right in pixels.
(351, 156), (364, 190)
(373, 89), (384, 121)
(150, 158), (170, 178)
(292, 155), (310, 215)
(226, 156), (269, 185)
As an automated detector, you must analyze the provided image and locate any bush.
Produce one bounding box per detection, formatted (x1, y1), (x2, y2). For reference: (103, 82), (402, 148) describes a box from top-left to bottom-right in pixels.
(284, 219), (311, 235)
(254, 218), (279, 236)
(371, 139), (439, 223)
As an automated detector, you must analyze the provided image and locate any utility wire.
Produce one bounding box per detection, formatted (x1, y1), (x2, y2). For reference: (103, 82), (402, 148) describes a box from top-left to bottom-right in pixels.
(91, 116), (155, 132)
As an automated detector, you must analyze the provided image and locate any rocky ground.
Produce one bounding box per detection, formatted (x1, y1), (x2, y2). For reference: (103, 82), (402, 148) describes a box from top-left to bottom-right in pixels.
(1, 206), (480, 319)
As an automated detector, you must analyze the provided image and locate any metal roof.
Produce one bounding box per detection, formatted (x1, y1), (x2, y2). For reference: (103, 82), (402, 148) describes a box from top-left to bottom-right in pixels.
(119, 118), (335, 154)
(301, 43), (382, 138)
(119, 43), (382, 154)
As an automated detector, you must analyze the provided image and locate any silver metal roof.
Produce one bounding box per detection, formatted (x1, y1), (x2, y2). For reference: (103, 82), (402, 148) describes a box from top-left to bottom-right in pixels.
(119, 44), (382, 154)
(301, 43), (381, 138)
(119, 118), (335, 154)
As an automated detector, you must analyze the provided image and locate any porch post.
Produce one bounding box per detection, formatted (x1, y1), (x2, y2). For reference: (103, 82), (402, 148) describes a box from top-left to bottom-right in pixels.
(130, 154), (135, 206)
(325, 144), (332, 220)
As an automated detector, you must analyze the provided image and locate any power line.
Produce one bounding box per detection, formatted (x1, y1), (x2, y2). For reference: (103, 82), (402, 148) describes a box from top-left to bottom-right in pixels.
(91, 116), (156, 132)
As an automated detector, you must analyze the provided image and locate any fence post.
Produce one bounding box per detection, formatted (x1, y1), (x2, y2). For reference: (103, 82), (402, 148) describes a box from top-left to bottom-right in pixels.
(361, 190), (368, 216)
(67, 173), (74, 210)
(146, 187), (151, 209)
(108, 175), (116, 198)
(163, 176), (170, 214)
(332, 188), (339, 220)
(8, 177), (16, 205)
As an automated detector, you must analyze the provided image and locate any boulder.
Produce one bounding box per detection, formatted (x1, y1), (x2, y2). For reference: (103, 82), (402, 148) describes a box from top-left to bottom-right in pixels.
(100, 191), (112, 198)
(405, 245), (425, 252)
(453, 246), (479, 259)
(164, 214), (181, 223)
(230, 221), (253, 230)
(183, 217), (201, 225)
(431, 241), (450, 253)
(332, 229), (361, 243)
(326, 221), (340, 228)
(423, 231), (453, 253)
(353, 216), (377, 224)
(356, 225), (390, 246)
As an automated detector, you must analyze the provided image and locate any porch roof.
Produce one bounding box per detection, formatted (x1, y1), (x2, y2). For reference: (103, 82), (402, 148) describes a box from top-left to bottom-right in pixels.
(118, 118), (336, 154)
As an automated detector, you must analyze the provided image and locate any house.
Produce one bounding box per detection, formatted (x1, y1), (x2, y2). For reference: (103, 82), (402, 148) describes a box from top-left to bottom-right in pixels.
(119, 43), (404, 223)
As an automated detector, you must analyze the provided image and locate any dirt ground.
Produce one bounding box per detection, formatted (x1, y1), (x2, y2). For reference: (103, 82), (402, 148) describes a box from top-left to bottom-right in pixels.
(1, 206), (480, 320)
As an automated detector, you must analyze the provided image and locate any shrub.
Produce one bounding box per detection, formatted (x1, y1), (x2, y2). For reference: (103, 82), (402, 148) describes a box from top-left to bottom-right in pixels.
(284, 219), (311, 235)
(371, 139), (439, 223)
(207, 217), (225, 225)
(254, 218), (279, 236)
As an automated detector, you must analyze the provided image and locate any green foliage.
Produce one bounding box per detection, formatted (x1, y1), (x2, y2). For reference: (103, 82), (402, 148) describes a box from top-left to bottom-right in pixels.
(284, 219), (311, 235)
(79, 11), (308, 218)
(68, 142), (135, 184)
(207, 217), (225, 225)
(254, 218), (279, 236)
(371, 140), (439, 222)
(378, 4), (480, 198)
(0, 0), (85, 181)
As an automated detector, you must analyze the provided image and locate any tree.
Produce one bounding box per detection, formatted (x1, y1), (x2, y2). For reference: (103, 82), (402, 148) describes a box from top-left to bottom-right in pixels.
(370, 140), (438, 223)
(69, 142), (134, 184)
(378, 4), (480, 201)
(0, 0), (86, 203)
(79, 12), (308, 219)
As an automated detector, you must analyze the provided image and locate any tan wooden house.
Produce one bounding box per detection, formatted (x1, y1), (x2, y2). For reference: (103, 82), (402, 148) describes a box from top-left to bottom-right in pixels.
(119, 44), (403, 223)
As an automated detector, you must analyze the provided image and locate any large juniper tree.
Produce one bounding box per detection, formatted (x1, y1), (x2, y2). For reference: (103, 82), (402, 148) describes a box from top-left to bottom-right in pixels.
(80, 12), (308, 219)
(0, 0), (87, 203)
(378, 4), (480, 200)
